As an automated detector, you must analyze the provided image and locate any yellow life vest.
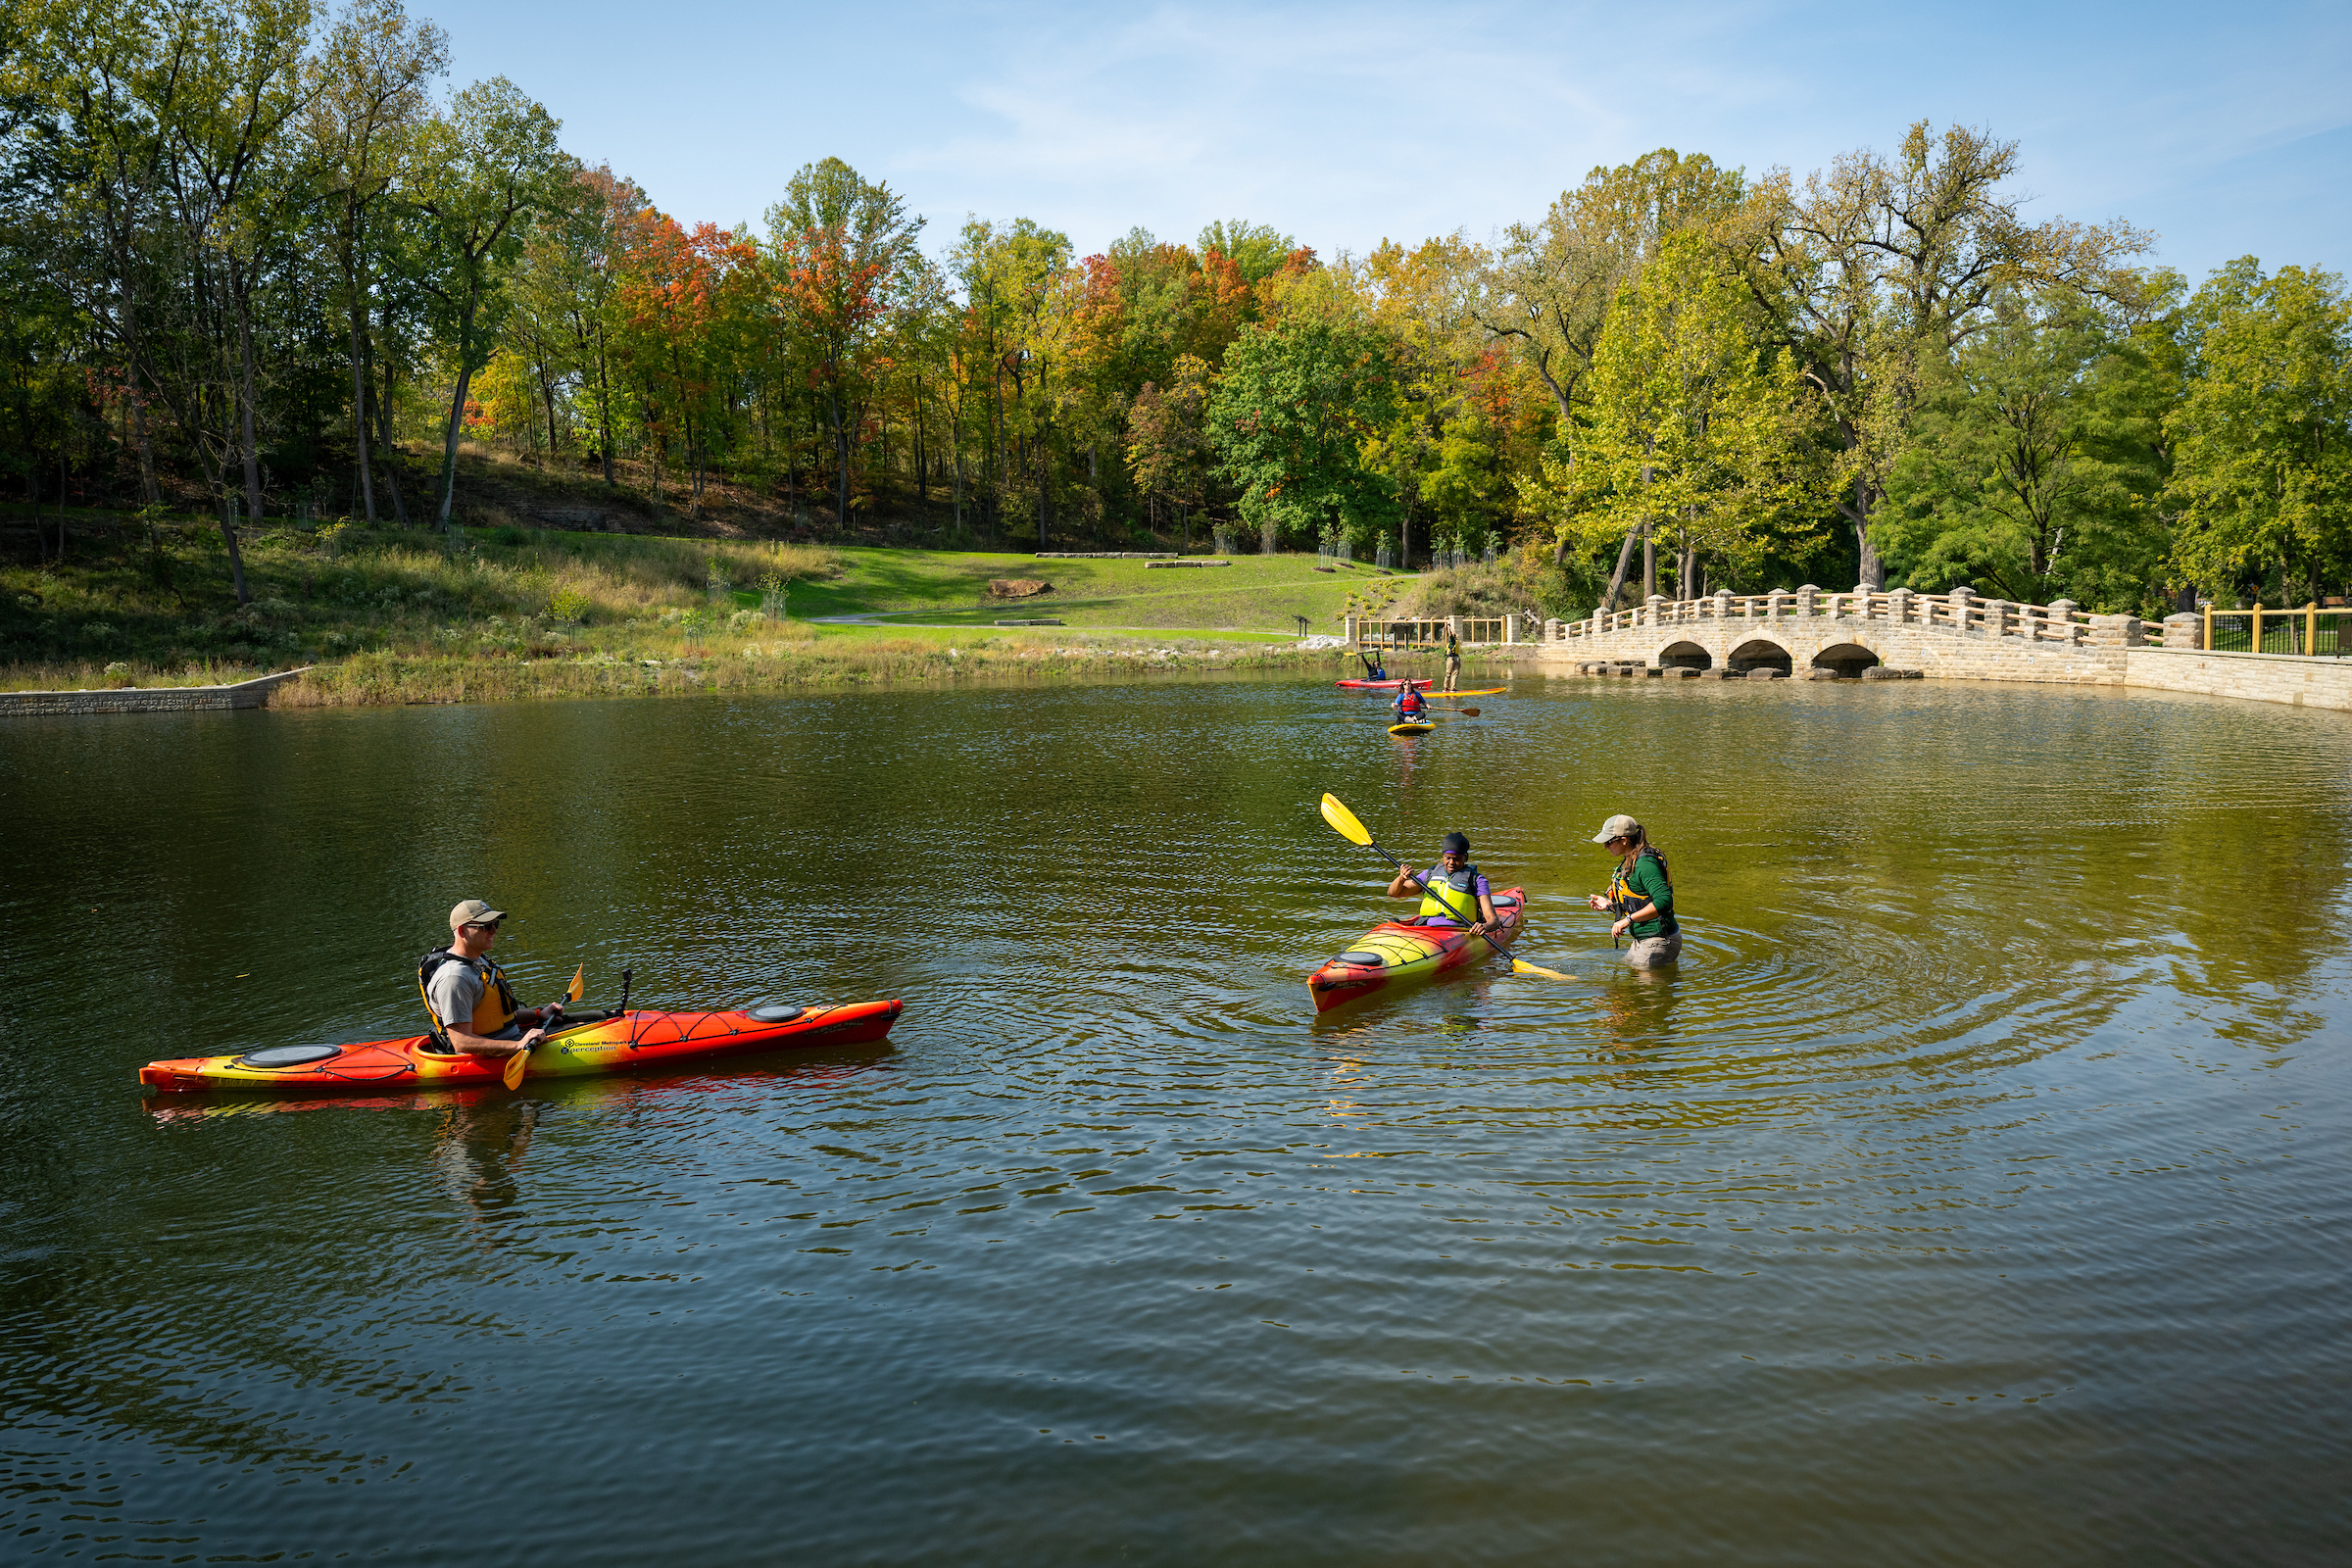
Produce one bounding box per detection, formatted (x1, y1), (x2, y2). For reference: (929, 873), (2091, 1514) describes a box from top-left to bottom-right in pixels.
(1417, 864), (1481, 924)
(417, 949), (520, 1046)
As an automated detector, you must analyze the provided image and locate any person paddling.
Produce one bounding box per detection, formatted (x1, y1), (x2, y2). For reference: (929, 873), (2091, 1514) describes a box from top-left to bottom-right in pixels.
(418, 900), (564, 1060)
(1588, 815), (1681, 968)
(1387, 831), (1499, 936)
(1442, 627), (1462, 693)
(1392, 685), (1429, 722)
(1358, 649), (1390, 682)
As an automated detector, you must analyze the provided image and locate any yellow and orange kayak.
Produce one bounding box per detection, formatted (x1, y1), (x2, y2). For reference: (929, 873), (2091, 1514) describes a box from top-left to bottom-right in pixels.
(1308, 890), (1524, 1012)
(138, 1000), (903, 1095)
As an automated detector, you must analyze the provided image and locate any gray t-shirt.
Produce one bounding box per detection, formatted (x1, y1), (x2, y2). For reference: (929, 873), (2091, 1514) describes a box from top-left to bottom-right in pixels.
(426, 954), (494, 1035)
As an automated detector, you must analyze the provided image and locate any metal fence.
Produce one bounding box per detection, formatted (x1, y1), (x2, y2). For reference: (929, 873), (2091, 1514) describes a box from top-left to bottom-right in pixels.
(2205, 605), (2350, 656)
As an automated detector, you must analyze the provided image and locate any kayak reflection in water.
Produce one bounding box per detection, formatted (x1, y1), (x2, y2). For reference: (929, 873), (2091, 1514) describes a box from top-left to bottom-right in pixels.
(1588, 814), (1682, 969)
(417, 899), (563, 1061)
(1386, 831), (1499, 936)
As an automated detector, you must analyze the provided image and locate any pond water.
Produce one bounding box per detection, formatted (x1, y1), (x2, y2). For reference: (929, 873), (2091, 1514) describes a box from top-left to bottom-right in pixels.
(3, 675), (2349, 1566)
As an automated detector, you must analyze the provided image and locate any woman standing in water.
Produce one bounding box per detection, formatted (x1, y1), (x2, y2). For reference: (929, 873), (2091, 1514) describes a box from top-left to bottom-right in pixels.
(1589, 813), (1681, 968)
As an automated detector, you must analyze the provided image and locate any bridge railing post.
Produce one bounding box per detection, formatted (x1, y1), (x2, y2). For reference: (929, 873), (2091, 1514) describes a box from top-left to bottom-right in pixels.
(1889, 586), (1912, 624)
(1796, 584), (1818, 618)
(2050, 600), (2080, 646)
(2161, 612), (2201, 650)
(1948, 585), (1976, 632)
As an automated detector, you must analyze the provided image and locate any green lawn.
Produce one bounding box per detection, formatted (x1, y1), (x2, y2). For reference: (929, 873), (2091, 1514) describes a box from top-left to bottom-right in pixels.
(789, 548), (1413, 633)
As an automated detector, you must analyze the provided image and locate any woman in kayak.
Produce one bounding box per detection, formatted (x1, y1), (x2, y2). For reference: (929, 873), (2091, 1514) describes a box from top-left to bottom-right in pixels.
(1392, 685), (1429, 721)
(1387, 831), (1498, 935)
(1589, 814), (1681, 968)
(418, 899), (563, 1059)
(1358, 649), (1390, 682)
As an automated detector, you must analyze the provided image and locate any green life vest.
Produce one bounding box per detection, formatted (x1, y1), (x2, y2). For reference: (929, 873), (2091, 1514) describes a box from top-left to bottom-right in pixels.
(1606, 847), (1678, 938)
(1417, 863), (1481, 925)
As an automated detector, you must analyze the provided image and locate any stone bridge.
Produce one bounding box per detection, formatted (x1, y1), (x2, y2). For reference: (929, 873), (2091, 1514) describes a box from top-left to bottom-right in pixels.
(1527, 587), (2185, 684)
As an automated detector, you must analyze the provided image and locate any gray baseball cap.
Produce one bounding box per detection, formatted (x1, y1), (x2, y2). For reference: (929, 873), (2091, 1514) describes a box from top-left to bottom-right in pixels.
(449, 898), (507, 931)
(1591, 814), (1642, 845)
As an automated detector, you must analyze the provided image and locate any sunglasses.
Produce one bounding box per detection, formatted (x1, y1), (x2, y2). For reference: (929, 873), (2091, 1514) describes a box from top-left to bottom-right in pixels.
(463, 920), (503, 933)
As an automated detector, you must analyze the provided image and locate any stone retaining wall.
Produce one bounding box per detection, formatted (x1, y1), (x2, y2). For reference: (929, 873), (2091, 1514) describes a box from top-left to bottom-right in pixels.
(2125, 647), (2352, 711)
(0, 666), (312, 718)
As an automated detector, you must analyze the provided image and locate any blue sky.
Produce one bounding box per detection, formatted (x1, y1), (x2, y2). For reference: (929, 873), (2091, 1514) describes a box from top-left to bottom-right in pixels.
(416, 0), (2351, 284)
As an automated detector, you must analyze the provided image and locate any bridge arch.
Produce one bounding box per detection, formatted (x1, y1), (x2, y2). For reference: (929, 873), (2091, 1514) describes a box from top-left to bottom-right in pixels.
(1658, 640), (1712, 670)
(1728, 638), (1792, 674)
(1811, 641), (1882, 676)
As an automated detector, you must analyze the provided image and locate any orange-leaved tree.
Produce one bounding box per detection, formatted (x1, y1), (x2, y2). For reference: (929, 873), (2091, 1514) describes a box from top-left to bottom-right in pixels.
(765, 158), (924, 528)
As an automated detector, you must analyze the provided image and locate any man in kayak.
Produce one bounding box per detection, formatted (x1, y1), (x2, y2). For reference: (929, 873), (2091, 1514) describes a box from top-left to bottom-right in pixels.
(1387, 831), (1499, 935)
(1589, 814), (1681, 968)
(1358, 650), (1390, 682)
(1392, 685), (1429, 722)
(418, 900), (563, 1059)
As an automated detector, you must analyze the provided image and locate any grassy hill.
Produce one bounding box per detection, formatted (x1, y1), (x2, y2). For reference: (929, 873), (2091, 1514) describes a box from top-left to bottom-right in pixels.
(0, 504), (1449, 704)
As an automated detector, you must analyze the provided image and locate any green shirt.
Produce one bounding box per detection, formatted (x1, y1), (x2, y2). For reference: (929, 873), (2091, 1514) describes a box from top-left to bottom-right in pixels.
(1608, 852), (1678, 939)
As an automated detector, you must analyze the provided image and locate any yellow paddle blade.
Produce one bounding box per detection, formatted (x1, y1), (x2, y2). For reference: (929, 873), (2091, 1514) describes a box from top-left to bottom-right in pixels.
(1318, 793), (1374, 849)
(566, 964), (585, 1002)
(502, 1047), (528, 1091)
(1512, 957), (1576, 981)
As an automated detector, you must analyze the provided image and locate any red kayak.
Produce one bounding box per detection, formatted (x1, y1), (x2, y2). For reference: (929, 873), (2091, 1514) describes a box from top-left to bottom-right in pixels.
(138, 1000), (903, 1094)
(1335, 677), (1433, 690)
(1308, 891), (1525, 1012)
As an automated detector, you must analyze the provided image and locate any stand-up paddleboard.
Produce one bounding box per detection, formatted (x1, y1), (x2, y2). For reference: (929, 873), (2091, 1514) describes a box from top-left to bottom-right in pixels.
(1388, 721), (1435, 735)
(1428, 687), (1505, 699)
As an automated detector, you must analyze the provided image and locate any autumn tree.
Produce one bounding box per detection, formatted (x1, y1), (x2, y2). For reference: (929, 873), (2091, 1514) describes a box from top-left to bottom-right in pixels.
(766, 157), (923, 529)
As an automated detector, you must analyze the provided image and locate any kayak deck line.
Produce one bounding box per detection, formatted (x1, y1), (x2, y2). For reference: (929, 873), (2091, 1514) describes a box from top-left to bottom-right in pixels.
(1308, 891), (1526, 1013)
(136, 1000), (904, 1095)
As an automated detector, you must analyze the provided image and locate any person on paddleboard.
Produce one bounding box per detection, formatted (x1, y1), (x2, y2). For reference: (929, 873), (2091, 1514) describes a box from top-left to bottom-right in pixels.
(1392, 686), (1429, 721)
(418, 900), (564, 1059)
(1387, 831), (1499, 935)
(1442, 627), (1462, 693)
(1589, 815), (1681, 968)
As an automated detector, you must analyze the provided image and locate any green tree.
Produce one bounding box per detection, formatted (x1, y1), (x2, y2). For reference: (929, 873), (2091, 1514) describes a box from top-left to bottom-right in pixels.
(1526, 232), (1823, 600)
(1725, 122), (2151, 591)
(409, 74), (564, 536)
(1209, 272), (1401, 554)
(1879, 290), (2177, 609)
(2167, 258), (2352, 604)
(303, 0), (445, 524)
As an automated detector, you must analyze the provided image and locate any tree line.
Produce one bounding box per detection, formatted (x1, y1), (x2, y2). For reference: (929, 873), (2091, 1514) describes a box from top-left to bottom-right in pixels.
(3, 0), (2346, 614)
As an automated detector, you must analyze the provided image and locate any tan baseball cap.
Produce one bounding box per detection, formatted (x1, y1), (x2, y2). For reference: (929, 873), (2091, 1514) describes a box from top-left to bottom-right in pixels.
(449, 899), (507, 931)
(1591, 814), (1642, 845)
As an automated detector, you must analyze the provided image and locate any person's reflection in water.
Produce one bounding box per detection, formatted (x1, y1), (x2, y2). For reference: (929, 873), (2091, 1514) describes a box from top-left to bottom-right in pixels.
(433, 1099), (541, 1227)
(1589, 967), (1681, 1064)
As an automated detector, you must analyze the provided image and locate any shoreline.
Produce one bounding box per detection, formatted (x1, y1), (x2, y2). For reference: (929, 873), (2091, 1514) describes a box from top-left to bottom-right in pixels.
(3, 634), (1499, 713)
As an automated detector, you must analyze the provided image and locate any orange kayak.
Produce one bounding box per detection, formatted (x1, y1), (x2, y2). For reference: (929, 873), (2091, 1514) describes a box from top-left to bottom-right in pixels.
(1308, 889), (1524, 1012)
(137, 1000), (903, 1094)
